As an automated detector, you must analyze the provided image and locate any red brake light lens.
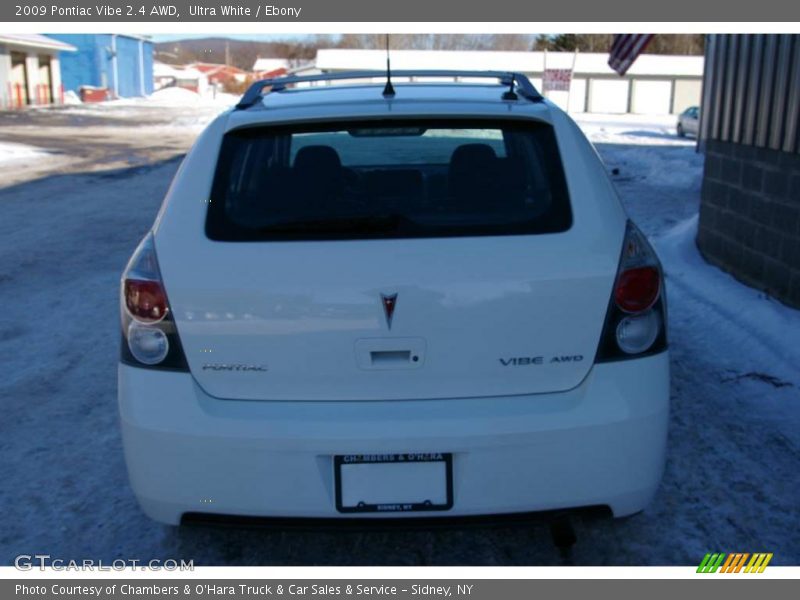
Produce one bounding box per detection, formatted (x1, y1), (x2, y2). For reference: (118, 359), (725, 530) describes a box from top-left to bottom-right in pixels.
(124, 279), (168, 323)
(614, 266), (660, 313)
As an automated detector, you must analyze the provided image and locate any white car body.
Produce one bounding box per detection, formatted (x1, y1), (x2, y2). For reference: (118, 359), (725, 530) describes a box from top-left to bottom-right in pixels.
(119, 73), (669, 525)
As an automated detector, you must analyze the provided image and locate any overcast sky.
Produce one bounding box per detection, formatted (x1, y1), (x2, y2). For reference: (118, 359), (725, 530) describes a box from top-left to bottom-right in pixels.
(151, 34), (321, 43)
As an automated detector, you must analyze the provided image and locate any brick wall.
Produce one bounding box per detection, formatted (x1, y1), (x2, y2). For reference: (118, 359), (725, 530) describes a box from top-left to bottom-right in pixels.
(697, 139), (800, 307)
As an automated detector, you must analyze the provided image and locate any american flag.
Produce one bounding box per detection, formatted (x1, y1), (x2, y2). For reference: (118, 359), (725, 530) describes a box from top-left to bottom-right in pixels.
(608, 34), (655, 75)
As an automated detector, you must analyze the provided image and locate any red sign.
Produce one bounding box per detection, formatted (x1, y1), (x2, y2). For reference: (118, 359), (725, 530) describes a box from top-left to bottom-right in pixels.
(543, 69), (573, 92)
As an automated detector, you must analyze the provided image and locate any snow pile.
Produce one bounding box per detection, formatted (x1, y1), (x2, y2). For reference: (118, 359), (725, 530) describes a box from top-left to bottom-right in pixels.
(0, 141), (49, 165)
(62, 90), (82, 105)
(43, 89), (238, 128)
(62, 88), (238, 113)
(149, 86), (203, 104)
(147, 87), (239, 107)
(655, 215), (800, 382)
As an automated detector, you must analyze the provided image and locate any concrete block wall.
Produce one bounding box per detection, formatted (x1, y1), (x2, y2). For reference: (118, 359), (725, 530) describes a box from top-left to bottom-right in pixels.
(697, 139), (800, 307)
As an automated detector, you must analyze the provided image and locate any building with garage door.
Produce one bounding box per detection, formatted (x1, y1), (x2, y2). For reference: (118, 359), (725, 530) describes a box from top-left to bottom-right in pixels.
(303, 49), (703, 115)
(47, 34), (154, 99)
(697, 34), (800, 307)
(0, 34), (75, 108)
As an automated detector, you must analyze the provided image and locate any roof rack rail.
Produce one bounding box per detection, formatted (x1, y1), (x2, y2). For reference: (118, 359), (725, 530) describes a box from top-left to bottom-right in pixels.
(234, 70), (543, 110)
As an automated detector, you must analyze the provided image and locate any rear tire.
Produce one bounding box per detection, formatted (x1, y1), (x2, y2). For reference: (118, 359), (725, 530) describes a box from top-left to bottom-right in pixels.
(677, 123), (685, 138)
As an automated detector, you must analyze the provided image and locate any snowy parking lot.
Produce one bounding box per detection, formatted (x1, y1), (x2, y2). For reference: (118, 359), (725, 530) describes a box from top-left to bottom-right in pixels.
(0, 100), (798, 566)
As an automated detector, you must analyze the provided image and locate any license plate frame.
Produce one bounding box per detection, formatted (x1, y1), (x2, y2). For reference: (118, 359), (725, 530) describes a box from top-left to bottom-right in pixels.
(334, 453), (453, 514)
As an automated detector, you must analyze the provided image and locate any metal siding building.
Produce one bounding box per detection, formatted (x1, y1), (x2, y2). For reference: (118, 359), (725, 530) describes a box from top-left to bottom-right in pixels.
(698, 34), (800, 307)
(700, 35), (800, 153)
(47, 34), (154, 98)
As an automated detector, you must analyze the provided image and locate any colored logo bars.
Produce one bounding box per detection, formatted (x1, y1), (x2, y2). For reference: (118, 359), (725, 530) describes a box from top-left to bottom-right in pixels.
(697, 553), (773, 573)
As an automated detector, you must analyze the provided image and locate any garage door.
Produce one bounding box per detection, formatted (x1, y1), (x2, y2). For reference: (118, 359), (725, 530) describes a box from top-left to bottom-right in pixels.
(568, 78), (586, 113)
(632, 80), (672, 114)
(588, 79), (629, 114)
(673, 79), (702, 114)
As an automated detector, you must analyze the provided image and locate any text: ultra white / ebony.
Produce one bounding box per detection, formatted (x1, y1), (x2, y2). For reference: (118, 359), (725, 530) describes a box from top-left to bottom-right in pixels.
(189, 5), (304, 17)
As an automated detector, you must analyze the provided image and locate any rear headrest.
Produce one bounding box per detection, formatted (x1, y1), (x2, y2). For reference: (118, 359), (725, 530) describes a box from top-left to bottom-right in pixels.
(448, 144), (500, 202)
(292, 145), (345, 203)
(293, 145), (342, 172)
(449, 143), (498, 169)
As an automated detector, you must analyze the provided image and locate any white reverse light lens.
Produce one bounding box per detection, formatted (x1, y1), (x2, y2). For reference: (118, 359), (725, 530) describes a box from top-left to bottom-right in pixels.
(616, 310), (660, 355)
(127, 322), (169, 365)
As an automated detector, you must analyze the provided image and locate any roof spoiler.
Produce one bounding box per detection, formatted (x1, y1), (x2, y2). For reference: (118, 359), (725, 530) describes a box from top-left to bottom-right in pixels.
(234, 70), (543, 110)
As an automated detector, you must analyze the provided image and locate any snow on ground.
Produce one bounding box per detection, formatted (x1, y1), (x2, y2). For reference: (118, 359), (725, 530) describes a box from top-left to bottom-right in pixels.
(576, 113), (694, 144)
(657, 215), (800, 387)
(24, 87), (237, 131)
(577, 114), (700, 191)
(0, 94), (233, 187)
(60, 87), (237, 111)
(0, 141), (50, 165)
(0, 111), (797, 566)
(62, 90), (82, 105)
(149, 86), (239, 107)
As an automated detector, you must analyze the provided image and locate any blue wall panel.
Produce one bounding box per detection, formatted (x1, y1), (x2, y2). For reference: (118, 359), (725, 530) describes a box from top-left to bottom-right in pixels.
(46, 34), (153, 98)
(143, 41), (154, 94)
(47, 34), (100, 93)
(115, 35), (140, 97)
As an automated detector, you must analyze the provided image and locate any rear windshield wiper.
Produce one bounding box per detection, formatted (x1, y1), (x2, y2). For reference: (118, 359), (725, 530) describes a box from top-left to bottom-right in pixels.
(256, 214), (414, 234)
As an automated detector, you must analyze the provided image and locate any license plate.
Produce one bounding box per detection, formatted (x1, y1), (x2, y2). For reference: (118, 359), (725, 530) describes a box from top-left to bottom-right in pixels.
(334, 453), (453, 513)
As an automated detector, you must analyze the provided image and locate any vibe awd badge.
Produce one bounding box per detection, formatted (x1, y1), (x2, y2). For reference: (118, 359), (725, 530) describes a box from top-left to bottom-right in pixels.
(500, 355), (584, 366)
(380, 293), (398, 330)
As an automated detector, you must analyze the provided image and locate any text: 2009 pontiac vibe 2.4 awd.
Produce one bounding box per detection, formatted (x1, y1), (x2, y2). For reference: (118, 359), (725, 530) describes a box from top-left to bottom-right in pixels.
(119, 71), (669, 524)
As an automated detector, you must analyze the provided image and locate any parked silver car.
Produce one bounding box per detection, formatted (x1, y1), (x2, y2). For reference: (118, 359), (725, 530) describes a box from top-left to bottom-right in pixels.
(677, 106), (700, 137)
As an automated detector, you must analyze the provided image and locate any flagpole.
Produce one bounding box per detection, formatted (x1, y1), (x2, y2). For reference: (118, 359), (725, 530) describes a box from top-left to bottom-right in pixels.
(566, 48), (578, 113)
(543, 48), (548, 99)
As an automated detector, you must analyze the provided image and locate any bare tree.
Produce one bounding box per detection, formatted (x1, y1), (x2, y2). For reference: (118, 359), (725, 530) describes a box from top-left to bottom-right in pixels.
(530, 34), (703, 55)
(335, 34), (534, 52)
(489, 34), (534, 51)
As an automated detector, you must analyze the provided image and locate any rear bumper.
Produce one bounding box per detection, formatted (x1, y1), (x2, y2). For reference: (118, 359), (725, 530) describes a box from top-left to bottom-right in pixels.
(118, 352), (669, 525)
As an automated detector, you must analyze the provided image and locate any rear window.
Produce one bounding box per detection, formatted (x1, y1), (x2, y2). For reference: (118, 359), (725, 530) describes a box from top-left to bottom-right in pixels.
(206, 119), (572, 241)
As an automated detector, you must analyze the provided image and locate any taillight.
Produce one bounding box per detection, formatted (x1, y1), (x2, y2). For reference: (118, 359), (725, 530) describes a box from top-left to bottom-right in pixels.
(614, 266), (660, 313)
(124, 279), (168, 323)
(615, 311), (661, 354)
(120, 233), (188, 370)
(596, 221), (667, 362)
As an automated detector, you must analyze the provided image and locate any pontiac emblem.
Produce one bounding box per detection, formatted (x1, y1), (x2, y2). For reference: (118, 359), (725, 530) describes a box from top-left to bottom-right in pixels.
(380, 293), (398, 329)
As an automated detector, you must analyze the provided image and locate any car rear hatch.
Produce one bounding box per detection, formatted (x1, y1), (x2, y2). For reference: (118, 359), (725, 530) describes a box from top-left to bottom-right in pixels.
(155, 115), (625, 401)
